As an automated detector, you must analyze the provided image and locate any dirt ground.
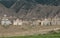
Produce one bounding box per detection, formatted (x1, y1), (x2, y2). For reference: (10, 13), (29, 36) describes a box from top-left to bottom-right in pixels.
(0, 25), (60, 37)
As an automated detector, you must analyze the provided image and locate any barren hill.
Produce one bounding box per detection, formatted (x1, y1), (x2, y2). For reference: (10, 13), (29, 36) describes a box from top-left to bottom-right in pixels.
(0, 0), (60, 19)
(0, 3), (16, 17)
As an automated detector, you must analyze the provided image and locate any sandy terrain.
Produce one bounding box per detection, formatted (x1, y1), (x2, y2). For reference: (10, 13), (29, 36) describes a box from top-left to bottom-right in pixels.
(0, 25), (60, 37)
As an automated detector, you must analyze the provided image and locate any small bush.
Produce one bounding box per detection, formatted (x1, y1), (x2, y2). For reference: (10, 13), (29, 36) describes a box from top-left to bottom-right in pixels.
(48, 30), (57, 34)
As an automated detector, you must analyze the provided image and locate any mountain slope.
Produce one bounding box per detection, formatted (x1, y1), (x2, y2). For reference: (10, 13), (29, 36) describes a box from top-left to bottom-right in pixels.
(17, 4), (60, 19)
(0, 3), (16, 17)
(0, 0), (60, 19)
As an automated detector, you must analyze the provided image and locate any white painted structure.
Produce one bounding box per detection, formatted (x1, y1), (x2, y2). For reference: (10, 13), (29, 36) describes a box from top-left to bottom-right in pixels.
(13, 19), (23, 25)
(51, 17), (60, 25)
(41, 18), (51, 26)
(1, 19), (11, 25)
(1, 15), (12, 25)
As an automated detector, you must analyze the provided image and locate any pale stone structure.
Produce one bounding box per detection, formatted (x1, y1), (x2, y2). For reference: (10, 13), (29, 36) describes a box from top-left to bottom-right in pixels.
(41, 18), (51, 26)
(1, 15), (12, 25)
(51, 17), (60, 25)
(13, 19), (23, 25)
(32, 20), (41, 26)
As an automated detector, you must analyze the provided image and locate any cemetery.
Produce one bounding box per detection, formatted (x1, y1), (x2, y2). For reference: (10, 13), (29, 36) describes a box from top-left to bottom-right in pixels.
(0, 14), (60, 26)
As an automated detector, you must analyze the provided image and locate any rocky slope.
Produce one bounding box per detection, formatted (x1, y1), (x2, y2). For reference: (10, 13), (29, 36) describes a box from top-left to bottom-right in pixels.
(0, 0), (60, 19)
(0, 3), (16, 17)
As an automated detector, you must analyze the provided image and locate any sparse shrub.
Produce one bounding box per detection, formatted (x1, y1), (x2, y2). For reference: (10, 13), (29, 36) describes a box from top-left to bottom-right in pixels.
(38, 34), (41, 36)
(48, 30), (57, 34)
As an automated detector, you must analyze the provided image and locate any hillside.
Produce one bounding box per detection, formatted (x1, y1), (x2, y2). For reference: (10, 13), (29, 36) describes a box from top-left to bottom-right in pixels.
(0, 0), (60, 19)
(0, 3), (17, 17)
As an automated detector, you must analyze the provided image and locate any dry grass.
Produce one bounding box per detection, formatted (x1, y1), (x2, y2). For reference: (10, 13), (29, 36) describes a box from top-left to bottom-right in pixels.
(0, 25), (60, 37)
